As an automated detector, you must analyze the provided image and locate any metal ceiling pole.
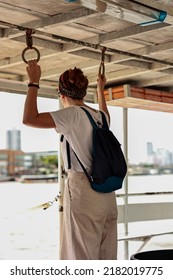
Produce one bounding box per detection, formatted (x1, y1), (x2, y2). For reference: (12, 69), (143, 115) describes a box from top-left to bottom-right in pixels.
(58, 99), (65, 259)
(123, 107), (129, 260)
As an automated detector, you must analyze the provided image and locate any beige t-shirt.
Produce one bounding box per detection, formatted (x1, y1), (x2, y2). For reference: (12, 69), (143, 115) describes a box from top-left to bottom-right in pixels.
(50, 105), (109, 173)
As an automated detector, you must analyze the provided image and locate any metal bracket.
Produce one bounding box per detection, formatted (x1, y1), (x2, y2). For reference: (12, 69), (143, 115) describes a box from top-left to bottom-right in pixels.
(22, 28), (40, 63)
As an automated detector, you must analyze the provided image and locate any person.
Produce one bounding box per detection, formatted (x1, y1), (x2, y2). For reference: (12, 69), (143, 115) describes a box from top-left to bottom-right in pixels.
(23, 59), (118, 260)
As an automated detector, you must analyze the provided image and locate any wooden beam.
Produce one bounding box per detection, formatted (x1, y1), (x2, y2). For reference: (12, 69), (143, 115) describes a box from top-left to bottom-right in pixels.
(99, 22), (169, 43)
(0, 7), (97, 41)
(88, 67), (150, 85)
(119, 60), (151, 69)
(0, 78), (57, 98)
(0, 38), (172, 89)
(0, 49), (59, 70)
(101, 0), (165, 19)
(69, 22), (104, 35)
(133, 0), (173, 18)
(1, 13), (173, 72)
(0, 78), (95, 102)
(19, 52), (173, 85)
(79, 0), (166, 24)
(12, 35), (63, 52)
(69, 49), (111, 62)
(136, 74), (173, 87)
(131, 40), (173, 56)
(22, 59), (101, 81)
(21, 54), (152, 83)
(159, 68), (173, 75)
(23, 7), (96, 29)
(0, 1), (47, 17)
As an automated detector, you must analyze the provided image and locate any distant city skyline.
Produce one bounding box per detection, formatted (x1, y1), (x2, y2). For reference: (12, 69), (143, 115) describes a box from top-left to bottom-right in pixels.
(3, 126), (173, 166)
(147, 141), (173, 166)
(1, 91), (173, 164)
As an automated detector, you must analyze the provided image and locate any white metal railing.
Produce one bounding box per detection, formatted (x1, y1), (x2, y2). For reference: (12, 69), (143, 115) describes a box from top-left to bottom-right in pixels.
(117, 192), (173, 259)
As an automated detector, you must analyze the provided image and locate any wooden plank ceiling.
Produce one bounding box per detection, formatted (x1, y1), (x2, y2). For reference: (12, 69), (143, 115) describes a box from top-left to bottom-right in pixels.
(1, 0), (173, 103)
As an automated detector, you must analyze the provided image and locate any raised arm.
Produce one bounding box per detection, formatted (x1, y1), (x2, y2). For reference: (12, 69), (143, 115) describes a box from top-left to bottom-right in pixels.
(97, 74), (110, 123)
(23, 60), (55, 128)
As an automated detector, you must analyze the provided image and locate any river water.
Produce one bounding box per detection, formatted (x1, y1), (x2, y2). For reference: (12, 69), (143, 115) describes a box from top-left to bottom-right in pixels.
(0, 174), (173, 260)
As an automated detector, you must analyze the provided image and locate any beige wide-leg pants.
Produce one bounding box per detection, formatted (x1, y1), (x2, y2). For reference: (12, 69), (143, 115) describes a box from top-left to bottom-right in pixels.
(60, 172), (118, 260)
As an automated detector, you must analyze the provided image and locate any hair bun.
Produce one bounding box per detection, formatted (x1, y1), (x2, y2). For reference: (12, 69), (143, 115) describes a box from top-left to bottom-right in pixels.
(59, 67), (88, 99)
(69, 67), (88, 89)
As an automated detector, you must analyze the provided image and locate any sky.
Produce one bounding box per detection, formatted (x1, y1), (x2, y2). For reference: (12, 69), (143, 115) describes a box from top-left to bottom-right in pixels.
(1, 91), (173, 164)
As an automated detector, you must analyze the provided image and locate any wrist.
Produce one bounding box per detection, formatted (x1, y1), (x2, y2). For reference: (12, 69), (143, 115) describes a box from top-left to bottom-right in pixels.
(28, 82), (40, 89)
(97, 88), (104, 93)
(29, 81), (39, 84)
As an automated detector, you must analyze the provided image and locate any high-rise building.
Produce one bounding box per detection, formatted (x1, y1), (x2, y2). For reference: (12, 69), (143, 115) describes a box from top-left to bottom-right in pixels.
(147, 142), (154, 164)
(6, 128), (21, 150)
(147, 142), (153, 156)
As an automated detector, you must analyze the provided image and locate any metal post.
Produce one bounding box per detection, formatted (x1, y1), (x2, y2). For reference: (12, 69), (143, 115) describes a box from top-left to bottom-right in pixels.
(58, 99), (65, 259)
(123, 107), (129, 259)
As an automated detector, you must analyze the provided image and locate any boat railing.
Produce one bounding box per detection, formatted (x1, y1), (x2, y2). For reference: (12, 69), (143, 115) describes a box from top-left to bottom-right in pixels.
(117, 191), (173, 259)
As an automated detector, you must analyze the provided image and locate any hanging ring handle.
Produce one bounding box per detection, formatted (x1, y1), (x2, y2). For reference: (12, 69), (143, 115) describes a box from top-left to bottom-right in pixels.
(98, 47), (106, 75)
(22, 28), (40, 64)
(22, 47), (40, 64)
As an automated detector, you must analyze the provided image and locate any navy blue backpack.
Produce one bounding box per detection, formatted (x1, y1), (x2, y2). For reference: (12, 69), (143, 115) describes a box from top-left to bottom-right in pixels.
(63, 107), (127, 193)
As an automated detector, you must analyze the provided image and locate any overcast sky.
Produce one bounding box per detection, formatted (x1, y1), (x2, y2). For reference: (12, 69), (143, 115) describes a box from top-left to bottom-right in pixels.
(1, 91), (173, 164)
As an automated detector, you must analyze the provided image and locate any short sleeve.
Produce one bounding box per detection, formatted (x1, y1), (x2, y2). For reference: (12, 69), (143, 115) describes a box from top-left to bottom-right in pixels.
(50, 106), (80, 134)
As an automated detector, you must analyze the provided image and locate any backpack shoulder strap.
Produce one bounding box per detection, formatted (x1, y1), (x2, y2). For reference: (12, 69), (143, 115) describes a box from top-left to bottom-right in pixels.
(60, 132), (91, 182)
(99, 111), (109, 130)
(81, 107), (109, 130)
(80, 107), (97, 128)
(60, 134), (71, 169)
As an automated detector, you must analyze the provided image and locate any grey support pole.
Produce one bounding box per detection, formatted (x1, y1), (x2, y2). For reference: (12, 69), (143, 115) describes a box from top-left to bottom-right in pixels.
(58, 99), (65, 259)
(123, 107), (129, 259)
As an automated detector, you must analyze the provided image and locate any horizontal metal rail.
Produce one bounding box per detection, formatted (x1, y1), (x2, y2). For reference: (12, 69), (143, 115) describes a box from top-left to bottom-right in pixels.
(117, 191), (173, 197)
